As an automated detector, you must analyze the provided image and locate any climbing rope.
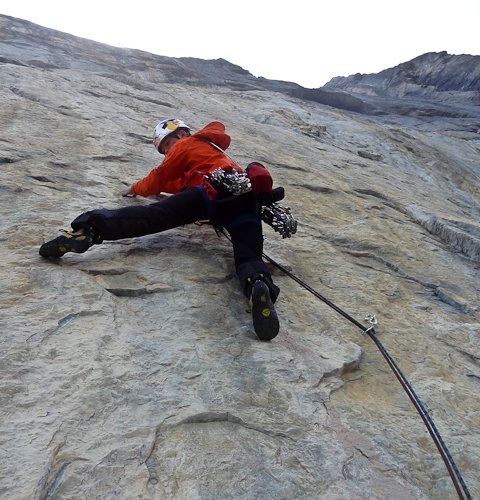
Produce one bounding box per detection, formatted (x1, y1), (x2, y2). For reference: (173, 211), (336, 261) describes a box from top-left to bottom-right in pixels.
(260, 250), (472, 500)
(208, 140), (471, 497)
(218, 227), (470, 499)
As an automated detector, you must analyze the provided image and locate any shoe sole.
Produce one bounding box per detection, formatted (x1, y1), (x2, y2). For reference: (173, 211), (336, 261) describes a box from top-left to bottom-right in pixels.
(251, 280), (279, 341)
(39, 234), (91, 258)
(39, 240), (68, 258)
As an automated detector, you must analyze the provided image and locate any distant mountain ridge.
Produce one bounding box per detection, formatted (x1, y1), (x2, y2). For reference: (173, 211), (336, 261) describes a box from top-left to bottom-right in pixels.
(1, 14), (479, 116)
(324, 51), (480, 98)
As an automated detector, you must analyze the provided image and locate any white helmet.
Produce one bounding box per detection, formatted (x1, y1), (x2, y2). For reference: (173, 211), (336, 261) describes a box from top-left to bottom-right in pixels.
(153, 118), (190, 153)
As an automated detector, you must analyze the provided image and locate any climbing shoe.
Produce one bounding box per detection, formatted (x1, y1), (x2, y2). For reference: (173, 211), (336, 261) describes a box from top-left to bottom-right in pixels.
(250, 280), (280, 341)
(39, 229), (93, 258)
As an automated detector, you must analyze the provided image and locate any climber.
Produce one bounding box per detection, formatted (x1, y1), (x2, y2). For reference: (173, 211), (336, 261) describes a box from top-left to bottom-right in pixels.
(39, 119), (280, 341)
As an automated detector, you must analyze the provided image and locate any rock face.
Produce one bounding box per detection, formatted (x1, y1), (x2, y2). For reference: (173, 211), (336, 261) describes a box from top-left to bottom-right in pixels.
(1, 14), (479, 500)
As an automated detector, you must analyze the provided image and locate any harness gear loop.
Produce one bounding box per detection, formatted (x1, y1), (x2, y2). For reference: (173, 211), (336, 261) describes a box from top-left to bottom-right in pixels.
(204, 141), (298, 238)
(204, 168), (252, 197)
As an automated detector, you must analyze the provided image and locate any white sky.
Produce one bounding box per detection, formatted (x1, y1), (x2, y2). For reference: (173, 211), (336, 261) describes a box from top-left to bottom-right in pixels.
(1, 0), (479, 88)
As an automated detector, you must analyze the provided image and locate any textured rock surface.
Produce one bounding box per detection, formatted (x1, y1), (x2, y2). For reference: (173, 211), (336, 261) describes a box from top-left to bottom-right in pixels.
(1, 14), (479, 500)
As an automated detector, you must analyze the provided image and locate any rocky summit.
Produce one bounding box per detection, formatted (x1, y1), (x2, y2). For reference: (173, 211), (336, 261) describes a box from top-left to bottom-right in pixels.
(1, 14), (479, 500)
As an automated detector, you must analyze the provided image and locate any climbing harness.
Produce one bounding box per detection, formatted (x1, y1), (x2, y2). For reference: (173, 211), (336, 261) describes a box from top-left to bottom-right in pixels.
(205, 141), (297, 239)
(260, 251), (472, 500)
(218, 228), (471, 499)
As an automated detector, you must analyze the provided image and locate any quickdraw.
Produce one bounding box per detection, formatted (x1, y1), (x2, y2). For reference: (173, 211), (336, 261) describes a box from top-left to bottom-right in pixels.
(261, 203), (297, 238)
(205, 168), (252, 197)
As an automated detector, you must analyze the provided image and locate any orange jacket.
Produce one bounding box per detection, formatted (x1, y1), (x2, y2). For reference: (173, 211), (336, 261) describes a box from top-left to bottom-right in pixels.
(131, 121), (243, 197)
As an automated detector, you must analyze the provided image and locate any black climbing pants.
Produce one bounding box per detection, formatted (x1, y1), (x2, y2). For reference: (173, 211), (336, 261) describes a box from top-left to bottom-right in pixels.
(71, 187), (279, 301)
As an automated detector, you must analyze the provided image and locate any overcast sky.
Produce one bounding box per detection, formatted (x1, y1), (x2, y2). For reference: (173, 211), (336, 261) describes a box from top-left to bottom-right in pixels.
(2, 0), (479, 88)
